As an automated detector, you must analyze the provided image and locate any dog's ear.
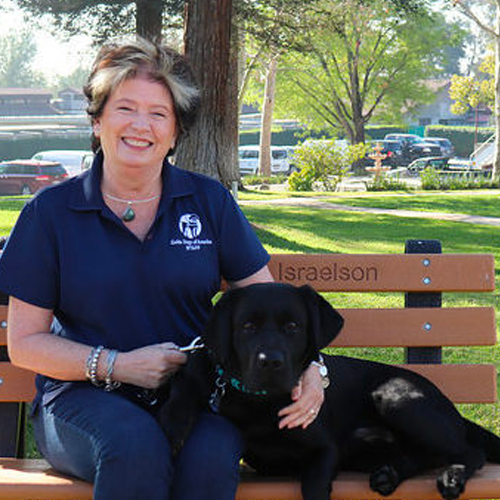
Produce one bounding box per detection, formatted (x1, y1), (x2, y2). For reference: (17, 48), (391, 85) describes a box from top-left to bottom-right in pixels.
(298, 285), (344, 351)
(203, 288), (243, 366)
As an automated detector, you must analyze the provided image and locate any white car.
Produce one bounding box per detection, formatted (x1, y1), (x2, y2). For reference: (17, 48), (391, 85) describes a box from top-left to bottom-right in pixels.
(238, 145), (295, 176)
(31, 150), (94, 177)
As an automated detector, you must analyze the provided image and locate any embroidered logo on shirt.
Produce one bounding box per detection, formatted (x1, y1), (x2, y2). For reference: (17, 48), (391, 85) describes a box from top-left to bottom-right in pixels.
(179, 214), (202, 239)
(170, 213), (213, 251)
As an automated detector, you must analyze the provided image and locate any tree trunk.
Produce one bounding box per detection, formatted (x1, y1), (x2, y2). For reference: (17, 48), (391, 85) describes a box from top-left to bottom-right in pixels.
(136, 0), (164, 43)
(493, 2), (500, 179)
(175, 0), (239, 187)
(259, 56), (278, 178)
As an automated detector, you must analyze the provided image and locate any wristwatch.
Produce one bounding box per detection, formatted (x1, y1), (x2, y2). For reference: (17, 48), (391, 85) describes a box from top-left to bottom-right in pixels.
(311, 354), (330, 389)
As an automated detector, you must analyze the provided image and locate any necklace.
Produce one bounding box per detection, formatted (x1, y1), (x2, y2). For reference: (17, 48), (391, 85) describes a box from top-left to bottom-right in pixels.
(103, 192), (161, 222)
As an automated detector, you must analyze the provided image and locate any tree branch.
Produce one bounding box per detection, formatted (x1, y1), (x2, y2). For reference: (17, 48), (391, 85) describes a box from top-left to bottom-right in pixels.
(451, 0), (499, 39)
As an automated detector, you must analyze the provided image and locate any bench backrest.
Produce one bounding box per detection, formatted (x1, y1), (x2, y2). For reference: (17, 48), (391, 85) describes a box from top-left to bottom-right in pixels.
(0, 239), (496, 456)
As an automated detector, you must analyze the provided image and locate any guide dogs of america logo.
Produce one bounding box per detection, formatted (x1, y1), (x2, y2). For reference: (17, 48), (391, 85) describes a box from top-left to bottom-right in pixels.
(170, 213), (213, 251)
(179, 214), (202, 239)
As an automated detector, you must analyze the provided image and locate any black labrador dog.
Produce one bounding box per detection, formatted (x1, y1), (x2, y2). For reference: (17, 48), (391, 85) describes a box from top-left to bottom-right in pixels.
(159, 282), (500, 500)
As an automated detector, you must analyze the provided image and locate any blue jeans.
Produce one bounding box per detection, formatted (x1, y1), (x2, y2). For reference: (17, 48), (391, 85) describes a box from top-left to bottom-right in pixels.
(32, 384), (243, 500)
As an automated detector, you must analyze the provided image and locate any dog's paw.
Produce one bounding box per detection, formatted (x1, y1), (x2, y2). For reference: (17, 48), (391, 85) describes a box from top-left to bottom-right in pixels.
(437, 464), (466, 500)
(369, 465), (399, 496)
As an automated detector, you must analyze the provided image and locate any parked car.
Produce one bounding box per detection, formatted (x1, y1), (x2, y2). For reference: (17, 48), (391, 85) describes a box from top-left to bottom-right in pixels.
(0, 160), (69, 195)
(423, 137), (454, 158)
(407, 156), (451, 174)
(238, 145), (295, 176)
(383, 133), (442, 164)
(31, 150), (94, 177)
(408, 156), (477, 174)
(364, 140), (405, 168)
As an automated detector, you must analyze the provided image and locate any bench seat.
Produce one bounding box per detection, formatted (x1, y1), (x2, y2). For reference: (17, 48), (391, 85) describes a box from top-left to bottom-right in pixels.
(1, 459), (500, 500)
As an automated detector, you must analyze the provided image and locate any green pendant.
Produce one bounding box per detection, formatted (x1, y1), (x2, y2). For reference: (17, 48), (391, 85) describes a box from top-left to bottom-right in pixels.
(122, 205), (135, 222)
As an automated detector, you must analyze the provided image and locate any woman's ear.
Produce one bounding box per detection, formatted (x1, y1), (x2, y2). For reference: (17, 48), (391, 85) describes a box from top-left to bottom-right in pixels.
(93, 119), (101, 137)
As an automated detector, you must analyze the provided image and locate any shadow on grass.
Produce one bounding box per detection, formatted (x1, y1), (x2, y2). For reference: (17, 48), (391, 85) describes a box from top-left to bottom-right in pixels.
(252, 225), (338, 254)
(243, 205), (500, 258)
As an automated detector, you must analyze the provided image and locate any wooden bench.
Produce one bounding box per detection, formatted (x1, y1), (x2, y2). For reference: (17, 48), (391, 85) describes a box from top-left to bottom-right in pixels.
(0, 239), (497, 499)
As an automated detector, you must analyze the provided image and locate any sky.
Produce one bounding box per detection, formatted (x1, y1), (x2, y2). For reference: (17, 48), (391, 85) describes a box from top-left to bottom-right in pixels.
(0, 0), (94, 84)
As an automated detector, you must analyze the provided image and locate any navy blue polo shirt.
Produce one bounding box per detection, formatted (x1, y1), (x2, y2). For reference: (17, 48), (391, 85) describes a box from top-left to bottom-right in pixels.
(0, 152), (269, 405)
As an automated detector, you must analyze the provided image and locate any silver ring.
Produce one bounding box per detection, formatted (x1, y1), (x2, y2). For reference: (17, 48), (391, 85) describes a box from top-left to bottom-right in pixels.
(309, 408), (317, 416)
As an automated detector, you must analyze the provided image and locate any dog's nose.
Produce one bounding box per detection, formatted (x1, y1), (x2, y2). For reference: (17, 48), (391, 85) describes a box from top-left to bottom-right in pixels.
(256, 351), (284, 371)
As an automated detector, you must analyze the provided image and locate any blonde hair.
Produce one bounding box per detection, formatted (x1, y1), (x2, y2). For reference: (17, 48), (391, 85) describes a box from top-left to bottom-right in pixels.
(84, 37), (200, 152)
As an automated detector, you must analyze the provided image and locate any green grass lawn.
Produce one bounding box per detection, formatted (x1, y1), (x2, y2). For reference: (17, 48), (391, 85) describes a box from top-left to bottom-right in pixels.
(324, 191), (500, 218)
(1, 191), (499, 449)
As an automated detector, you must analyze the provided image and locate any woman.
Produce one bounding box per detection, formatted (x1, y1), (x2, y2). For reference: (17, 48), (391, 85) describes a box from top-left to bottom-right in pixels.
(0, 37), (324, 500)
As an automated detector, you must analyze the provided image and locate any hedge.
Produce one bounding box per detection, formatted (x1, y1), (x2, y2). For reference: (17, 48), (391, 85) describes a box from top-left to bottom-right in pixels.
(0, 132), (91, 162)
(425, 125), (494, 158)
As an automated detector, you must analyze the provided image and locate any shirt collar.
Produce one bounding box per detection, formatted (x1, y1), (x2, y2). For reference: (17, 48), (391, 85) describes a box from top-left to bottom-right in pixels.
(69, 151), (196, 213)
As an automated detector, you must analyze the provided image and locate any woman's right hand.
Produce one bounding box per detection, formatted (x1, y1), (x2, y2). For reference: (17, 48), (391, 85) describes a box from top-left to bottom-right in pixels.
(112, 343), (187, 389)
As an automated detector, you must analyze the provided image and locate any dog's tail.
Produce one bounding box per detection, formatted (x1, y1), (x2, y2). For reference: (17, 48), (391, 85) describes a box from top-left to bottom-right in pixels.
(465, 418), (500, 462)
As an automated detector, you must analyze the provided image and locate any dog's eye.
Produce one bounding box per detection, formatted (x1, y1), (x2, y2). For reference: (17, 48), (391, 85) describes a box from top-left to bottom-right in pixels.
(242, 321), (256, 333)
(284, 321), (299, 333)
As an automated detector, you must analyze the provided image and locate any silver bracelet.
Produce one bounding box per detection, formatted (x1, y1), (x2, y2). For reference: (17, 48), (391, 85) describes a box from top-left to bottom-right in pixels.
(311, 354), (330, 389)
(87, 345), (105, 387)
(104, 349), (121, 392)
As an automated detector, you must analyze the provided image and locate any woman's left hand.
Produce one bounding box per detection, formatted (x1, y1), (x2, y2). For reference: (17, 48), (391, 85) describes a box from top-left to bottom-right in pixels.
(277, 362), (324, 429)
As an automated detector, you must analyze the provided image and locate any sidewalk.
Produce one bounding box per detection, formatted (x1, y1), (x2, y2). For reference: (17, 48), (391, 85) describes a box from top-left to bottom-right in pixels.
(239, 196), (500, 227)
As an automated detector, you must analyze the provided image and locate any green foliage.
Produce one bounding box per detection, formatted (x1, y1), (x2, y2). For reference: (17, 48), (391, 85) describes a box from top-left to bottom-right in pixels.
(242, 174), (288, 186)
(239, 128), (334, 147)
(287, 140), (368, 191)
(0, 30), (46, 87)
(449, 53), (495, 114)
(274, 0), (465, 142)
(420, 168), (499, 190)
(13, 0), (184, 43)
(365, 175), (413, 192)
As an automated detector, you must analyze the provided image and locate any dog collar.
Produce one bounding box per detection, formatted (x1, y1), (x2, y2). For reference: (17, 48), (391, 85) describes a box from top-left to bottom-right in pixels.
(216, 366), (268, 396)
(209, 365), (268, 413)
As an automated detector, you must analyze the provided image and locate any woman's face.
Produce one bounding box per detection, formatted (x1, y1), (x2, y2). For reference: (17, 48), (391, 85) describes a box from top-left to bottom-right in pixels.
(93, 75), (177, 173)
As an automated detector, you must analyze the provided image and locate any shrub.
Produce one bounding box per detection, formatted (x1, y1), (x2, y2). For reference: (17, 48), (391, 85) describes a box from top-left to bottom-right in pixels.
(365, 174), (413, 192)
(287, 140), (368, 192)
(242, 174), (287, 186)
(420, 168), (499, 190)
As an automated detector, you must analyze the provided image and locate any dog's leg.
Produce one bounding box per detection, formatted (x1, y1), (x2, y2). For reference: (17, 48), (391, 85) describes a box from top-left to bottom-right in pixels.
(437, 446), (486, 500)
(300, 446), (339, 500)
(369, 453), (429, 496)
(158, 352), (214, 455)
(371, 381), (486, 499)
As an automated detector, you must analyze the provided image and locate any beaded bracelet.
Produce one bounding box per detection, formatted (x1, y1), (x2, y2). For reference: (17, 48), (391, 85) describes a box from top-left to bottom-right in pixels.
(86, 345), (104, 387)
(104, 349), (121, 392)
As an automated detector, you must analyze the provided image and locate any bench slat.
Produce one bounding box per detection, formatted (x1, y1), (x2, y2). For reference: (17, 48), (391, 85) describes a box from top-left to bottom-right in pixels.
(0, 363), (494, 404)
(332, 307), (496, 347)
(0, 307), (494, 348)
(0, 458), (92, 500)
(236, 463), (500, 500)
(269, 254), (495, 292)
(0, 459), (499, 500)
(403, 364), (497, 403)
(0, 307), (495, 349)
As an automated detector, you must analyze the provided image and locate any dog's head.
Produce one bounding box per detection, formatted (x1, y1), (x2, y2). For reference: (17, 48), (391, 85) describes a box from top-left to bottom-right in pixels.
(204, 283), (344, 395)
